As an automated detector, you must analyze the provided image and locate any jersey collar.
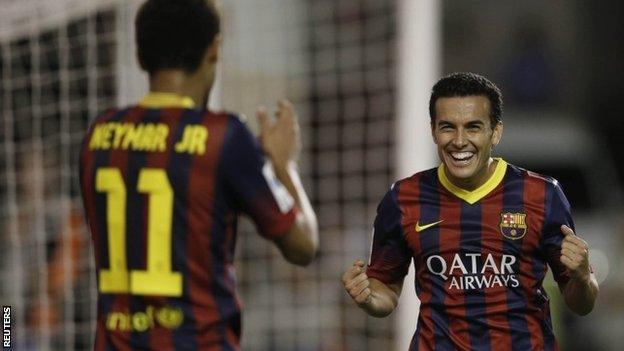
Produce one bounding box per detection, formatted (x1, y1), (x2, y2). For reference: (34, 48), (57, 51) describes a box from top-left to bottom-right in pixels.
(138, 92), (196, 109)
(437, 158), (507, 204)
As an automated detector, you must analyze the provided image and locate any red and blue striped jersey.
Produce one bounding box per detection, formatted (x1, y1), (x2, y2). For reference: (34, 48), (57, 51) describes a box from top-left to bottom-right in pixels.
(367, 159), (572, 351)
(79, 93), (297, 350)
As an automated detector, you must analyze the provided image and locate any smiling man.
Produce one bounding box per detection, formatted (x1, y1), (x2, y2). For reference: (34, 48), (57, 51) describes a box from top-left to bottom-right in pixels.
(342, 72), (598, 350)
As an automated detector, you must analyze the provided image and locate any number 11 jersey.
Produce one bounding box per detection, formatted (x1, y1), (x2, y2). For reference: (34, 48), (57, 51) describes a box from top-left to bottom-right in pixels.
(80, 93), (297, 350)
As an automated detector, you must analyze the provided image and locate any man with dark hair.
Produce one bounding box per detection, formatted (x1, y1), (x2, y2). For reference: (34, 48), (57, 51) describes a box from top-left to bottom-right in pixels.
(80, 0), (318, 349)
(342, 72), (598, 350)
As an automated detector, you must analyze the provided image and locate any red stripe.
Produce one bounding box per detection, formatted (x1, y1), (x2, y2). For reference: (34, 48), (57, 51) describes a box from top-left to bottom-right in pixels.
(224, 211), (242, 349)
(521, 174), (547, 350)
(186, 113), (230, 348)
(480, 187), (512, 350)
(438, 192), (469, 349)
(108, 295), (133, 351)
(94, 318), (107, 351)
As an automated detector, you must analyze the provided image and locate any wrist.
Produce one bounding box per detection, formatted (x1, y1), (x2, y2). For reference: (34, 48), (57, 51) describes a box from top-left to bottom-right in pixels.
(571, 269), (591, 284)
(271, 159), (296, 174)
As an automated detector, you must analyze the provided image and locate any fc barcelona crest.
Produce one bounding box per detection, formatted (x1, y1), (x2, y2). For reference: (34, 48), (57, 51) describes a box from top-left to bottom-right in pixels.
(499, 212), (527, 240)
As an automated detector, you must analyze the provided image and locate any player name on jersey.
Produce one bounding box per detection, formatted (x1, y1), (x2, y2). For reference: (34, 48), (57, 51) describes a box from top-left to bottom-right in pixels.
(88, 122), (208, 155)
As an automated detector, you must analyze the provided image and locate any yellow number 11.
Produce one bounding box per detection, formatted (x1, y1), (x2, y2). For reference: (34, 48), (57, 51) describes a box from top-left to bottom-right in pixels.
(96, 167), (182, 297)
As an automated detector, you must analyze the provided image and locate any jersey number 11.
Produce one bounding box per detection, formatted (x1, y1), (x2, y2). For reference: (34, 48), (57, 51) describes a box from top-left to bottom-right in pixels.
(96, 167), (182, 297)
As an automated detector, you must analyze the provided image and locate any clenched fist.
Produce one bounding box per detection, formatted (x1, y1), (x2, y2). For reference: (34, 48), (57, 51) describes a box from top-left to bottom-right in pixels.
(560, 225), (591, 281)
(342, 260), (372, 306)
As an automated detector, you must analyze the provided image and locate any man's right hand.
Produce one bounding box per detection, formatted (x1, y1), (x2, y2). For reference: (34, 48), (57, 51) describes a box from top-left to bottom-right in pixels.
(342, 260), (372, 306)
(257, 99), (300, 170)
(257, 99), (318, 267)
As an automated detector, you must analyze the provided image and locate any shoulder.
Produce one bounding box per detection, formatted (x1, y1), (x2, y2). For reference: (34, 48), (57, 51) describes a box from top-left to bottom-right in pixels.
(213, 112), (256, 141)
(508, 162), (561, 190)
(377, 167), (438, 212)
(506, 162), (568, 205)
(392, 167), (438, 196)
(90, 107), (124, 125)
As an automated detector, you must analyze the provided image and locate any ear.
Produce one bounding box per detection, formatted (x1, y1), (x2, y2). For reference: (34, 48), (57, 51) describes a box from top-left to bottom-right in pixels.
(430, 120), (439, 144)
(491, 121), (503, 147)
(204, 34), (221, 64)
(136, 51), (147, 72)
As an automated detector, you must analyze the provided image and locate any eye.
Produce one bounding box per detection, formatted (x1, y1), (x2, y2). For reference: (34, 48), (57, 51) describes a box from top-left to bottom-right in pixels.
(439, 124), (453, 131)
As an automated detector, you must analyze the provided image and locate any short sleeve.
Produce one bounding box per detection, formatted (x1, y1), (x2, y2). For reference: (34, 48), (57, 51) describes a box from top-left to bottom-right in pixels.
(220, 116), (297, 239)
(366, 184), (412, 285)
(541, 181), (574, 287)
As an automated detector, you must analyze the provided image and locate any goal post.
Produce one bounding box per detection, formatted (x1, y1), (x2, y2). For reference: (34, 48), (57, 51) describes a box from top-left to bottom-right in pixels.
(395, 0), (440, 349)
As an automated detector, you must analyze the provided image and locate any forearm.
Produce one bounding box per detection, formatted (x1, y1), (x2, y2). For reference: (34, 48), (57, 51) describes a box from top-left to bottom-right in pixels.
(359, 278), (401, 318)
(563, 273), (599, 316)
(271, 161), (319, 265)
(273, 161), (318, 244)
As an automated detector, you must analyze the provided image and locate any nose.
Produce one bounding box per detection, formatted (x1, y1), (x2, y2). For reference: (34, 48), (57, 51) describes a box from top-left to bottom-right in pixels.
(451, 129), (468, 148)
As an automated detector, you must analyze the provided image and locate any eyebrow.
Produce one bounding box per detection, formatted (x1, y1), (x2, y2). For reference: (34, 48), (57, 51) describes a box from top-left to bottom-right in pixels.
(465, 120), (485, 126)
(436, 119), (485, 127)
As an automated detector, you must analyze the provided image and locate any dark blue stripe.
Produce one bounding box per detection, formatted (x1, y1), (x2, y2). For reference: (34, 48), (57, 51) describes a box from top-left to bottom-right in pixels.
(127, 109), (159, 348)
(409, 319), (420, 351)
(418, 170), (453, 350)
(538, 183), (557, 350)
(168, 110), (203, 351)
(502, 167), (532, 351)
(460, 200), (491, 351)
(212, 117), (241, 351)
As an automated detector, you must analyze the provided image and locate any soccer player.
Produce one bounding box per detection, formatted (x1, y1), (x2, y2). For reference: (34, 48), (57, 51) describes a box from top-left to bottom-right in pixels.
(342, 72), (598, 350)
(79, 0), (318, 349)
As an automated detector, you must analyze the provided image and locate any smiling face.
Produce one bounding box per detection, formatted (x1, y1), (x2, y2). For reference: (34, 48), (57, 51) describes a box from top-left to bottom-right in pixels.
(431, 95), (503, 190)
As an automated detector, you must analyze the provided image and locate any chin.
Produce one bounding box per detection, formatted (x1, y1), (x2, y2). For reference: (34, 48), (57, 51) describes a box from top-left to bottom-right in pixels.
(448, 168), (476, 182)
(444, 161), (479, 184)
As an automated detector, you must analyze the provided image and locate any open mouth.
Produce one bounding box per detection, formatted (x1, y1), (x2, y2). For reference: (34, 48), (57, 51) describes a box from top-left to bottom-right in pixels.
(449, 151), (475, 166)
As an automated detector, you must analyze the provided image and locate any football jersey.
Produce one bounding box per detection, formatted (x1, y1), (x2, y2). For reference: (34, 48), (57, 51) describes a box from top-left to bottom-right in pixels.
(80, 93), (297, 350)
(367, 159), (572, 351)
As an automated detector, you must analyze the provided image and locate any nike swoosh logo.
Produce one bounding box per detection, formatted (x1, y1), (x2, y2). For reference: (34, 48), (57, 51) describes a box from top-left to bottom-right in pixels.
(415, 220), (444, 232)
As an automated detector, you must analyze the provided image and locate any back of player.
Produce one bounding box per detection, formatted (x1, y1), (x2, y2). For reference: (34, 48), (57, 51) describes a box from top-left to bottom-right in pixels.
(80, 98), (296, 349)
(79, 1), (318, 349)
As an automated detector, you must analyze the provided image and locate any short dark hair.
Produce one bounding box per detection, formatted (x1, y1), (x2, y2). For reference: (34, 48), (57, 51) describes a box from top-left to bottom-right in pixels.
(136, 0), (220, 74)
(429, 72), (503, 127)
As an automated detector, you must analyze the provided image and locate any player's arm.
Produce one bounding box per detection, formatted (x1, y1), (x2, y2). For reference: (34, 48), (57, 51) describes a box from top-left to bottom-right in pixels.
(257, 100), (319, 266)
(342, 260), (402, 317)
(558, 225), (599, 316)
(342, 186), (410, 317)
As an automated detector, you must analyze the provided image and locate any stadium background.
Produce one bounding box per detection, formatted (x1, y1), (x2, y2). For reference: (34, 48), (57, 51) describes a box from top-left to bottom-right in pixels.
(1, 0), (623, 350)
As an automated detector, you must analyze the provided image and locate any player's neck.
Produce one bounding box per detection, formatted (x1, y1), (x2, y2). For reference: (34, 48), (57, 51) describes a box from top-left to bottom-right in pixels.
(148, 70), (209, 108)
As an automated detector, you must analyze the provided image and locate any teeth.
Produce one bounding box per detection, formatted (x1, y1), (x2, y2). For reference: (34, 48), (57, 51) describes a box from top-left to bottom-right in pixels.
(451, 152), (473, 160)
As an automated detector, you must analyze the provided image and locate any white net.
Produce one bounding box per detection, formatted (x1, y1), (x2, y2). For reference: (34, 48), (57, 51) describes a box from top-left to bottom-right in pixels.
(223, 1), (398, 349)
(0, 1), (117, 349)
(0, 0), (399, 350)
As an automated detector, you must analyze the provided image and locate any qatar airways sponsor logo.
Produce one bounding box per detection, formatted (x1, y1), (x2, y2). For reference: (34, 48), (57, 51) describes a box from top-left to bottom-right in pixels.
(426, 253), (520, 290)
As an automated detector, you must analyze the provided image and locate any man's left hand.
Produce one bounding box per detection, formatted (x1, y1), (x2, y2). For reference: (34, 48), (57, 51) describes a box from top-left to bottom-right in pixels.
(560, 224), (591, 281)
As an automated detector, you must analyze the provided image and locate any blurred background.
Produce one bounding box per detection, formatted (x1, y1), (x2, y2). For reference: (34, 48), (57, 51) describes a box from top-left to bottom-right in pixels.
(1, 0), (623, 350)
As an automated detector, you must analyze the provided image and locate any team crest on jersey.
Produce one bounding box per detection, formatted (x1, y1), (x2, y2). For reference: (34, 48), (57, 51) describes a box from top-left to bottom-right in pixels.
(499, 212), (527, 240)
